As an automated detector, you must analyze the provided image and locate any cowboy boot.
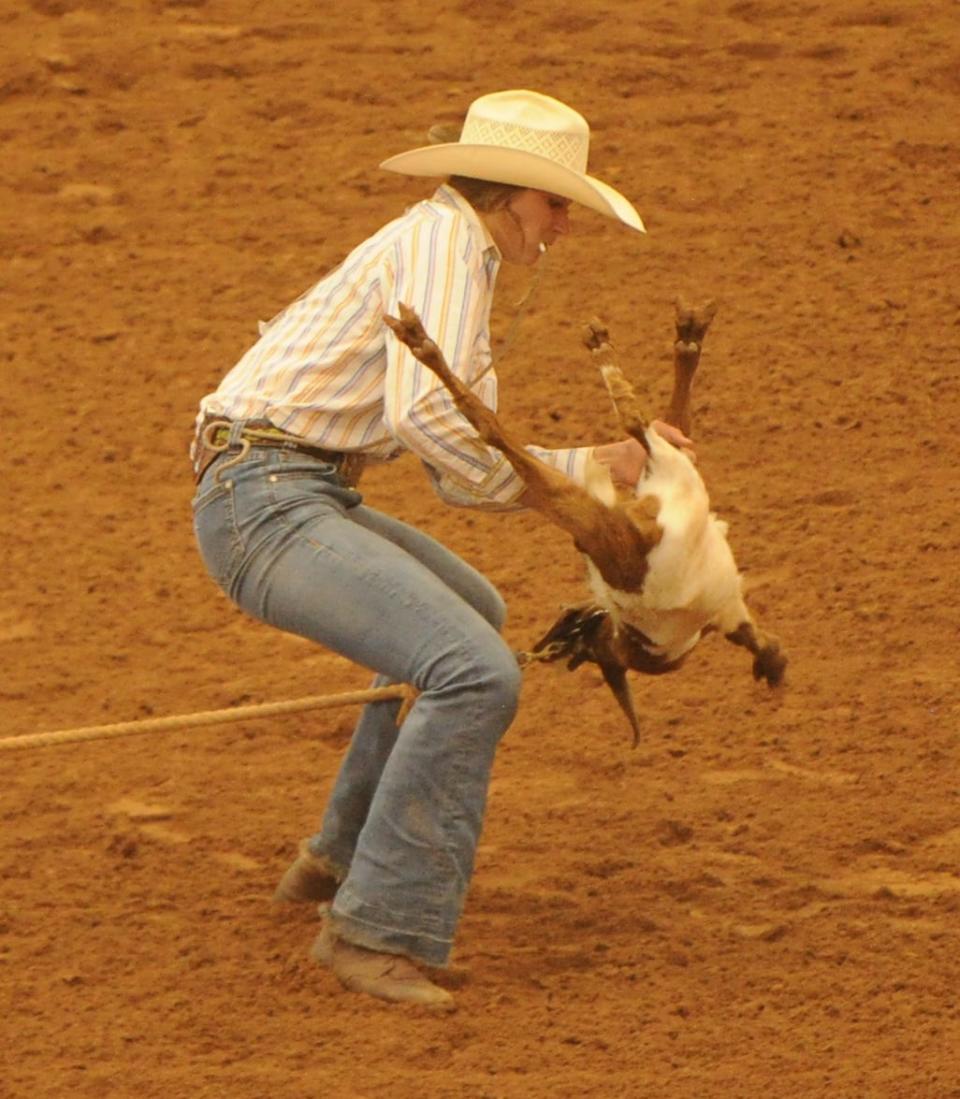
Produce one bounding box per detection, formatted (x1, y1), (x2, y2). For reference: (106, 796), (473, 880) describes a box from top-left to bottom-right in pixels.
(310, 922), (455, 1011)
(272, 838), (342, 903)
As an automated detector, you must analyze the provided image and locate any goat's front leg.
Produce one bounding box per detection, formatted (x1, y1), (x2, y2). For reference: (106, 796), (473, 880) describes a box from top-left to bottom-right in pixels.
(725, 619), (787, 686)
(666, 296), (717, 435)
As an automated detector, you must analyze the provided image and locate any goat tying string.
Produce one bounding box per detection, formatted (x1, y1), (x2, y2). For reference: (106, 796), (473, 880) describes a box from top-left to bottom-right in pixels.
(515, 643), (571, 667)
(0, 685), (413, 753)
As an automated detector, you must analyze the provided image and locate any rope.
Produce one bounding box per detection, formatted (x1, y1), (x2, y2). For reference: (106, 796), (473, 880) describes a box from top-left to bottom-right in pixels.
(2, 630), (562, 755)
(0, 685), (411, 753)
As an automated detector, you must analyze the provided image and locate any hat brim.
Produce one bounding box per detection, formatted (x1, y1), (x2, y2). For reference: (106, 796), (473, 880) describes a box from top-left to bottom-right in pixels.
(379, 144), (645, 233)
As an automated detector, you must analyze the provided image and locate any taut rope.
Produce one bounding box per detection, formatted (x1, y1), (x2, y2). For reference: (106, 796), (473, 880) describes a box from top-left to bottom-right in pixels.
(2, 648), (565, 753)
(0, 685), (411, 753)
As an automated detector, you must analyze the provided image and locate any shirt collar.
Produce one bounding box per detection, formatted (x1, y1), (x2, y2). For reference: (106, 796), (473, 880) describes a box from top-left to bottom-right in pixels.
(434, 183), (501, 262)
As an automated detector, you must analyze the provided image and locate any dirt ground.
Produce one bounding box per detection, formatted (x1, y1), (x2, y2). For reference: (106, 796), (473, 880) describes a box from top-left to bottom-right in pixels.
(2, 0), (959, 1096)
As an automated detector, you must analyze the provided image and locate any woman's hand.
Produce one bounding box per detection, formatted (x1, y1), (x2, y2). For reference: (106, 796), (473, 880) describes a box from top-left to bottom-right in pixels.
(592, 438), (648, 488)
(651, 419), (696, 461)
(593, 423), (696, 489)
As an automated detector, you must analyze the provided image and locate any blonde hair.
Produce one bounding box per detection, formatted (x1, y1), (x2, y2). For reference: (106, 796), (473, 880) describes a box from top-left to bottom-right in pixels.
(447, 175), (523, 212)
(427, 121), (524, 212)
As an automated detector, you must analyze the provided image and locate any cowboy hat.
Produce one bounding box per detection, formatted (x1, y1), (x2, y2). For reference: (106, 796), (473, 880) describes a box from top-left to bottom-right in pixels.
(379, 89), (645, 232)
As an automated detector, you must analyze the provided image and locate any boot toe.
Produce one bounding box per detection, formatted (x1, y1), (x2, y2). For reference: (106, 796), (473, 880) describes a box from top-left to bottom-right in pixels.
(322, 934), (455, 1011)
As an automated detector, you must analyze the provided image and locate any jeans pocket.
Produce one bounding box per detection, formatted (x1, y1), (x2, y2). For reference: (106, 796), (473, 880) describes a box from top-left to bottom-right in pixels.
(266, 463), (364, 510)
(192, 479), (244, 593)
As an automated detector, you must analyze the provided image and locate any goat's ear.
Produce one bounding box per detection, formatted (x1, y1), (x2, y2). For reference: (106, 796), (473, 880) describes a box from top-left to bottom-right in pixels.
(597, 661), (642, 747)
(531, 603), (607, 669)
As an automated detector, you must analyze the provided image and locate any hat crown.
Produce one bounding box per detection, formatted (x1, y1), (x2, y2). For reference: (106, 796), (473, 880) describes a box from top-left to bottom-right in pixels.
(460, 90), (590, 173)
(378, 89), (644, 232)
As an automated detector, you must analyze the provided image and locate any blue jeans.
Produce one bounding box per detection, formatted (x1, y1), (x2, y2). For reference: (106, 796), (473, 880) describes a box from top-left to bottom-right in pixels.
(192, 440), (521, 965)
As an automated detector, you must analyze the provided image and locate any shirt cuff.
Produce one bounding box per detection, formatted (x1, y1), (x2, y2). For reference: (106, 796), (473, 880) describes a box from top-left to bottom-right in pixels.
(527, 444), (595, 490)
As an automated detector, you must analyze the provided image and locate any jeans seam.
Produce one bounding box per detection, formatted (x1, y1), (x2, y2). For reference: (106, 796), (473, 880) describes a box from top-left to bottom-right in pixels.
(193, 480), (245, 592)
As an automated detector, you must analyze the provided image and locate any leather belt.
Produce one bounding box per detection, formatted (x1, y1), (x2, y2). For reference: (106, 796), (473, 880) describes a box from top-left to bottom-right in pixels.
(191, 414), (366, 487)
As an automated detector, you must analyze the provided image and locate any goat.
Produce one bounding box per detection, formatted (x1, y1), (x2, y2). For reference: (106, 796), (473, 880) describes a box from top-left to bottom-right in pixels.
(385, 299), (786, 744)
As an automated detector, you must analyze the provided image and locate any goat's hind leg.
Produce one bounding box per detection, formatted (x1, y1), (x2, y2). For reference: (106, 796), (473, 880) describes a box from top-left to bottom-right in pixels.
(385, 304), (618, 545)
(666, 296), (717, 435)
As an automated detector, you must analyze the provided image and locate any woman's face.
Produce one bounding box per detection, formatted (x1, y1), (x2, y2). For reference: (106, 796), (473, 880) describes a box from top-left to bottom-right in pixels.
(488, 189), (571, 266)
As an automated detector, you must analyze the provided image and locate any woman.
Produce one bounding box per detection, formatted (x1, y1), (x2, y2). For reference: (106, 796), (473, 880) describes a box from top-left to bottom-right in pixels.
(191, 89), (666, 1009)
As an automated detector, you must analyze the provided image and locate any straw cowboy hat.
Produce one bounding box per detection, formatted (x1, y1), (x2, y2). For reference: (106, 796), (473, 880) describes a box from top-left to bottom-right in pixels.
(379, 89), (645, 232)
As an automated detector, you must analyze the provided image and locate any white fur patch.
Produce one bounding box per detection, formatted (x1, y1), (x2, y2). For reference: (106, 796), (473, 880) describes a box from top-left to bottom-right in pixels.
(584, 428), (749, 660)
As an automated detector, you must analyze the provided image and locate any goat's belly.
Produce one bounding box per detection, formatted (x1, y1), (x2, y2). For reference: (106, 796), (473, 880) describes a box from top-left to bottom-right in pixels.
(642, 518), (742, 610)
(587, 522), (745, 661)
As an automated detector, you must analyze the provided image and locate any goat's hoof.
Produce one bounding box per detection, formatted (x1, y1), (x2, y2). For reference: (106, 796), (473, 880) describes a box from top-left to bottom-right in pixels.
(582, 318), (611, 352)
(754, 645), (787, 686)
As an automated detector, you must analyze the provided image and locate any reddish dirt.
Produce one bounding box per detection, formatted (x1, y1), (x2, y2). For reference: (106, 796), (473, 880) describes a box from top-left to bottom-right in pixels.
(3, 1), (960, 1096)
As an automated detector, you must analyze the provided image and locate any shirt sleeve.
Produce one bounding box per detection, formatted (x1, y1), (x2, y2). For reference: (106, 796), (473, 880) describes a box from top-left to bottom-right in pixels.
(380, 209), (594, 510)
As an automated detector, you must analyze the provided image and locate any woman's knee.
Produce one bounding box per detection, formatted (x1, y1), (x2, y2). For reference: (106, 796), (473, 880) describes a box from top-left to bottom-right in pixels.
(476, 584), (508, 632)
(427, 628), (520, 708)
(449, 564), (507, 631)
(469, 639), (523, 724)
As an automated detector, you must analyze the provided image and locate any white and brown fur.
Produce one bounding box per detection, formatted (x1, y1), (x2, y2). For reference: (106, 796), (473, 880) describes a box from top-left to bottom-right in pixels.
(385, 299), (786, 744)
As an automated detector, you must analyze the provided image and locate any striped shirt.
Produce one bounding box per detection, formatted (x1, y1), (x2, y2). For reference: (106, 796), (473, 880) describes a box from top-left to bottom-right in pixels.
(198, 184), (592, 508)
